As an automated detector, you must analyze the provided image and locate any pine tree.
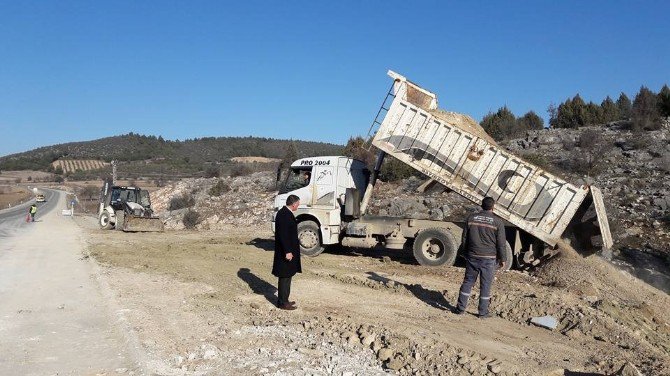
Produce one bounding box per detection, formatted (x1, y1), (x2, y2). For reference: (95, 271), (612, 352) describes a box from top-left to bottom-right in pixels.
(553, 95), (586, 128)
(281, 141), (298, 167)
(600, 96), (619, 123)
(658, 84), (670, 117)
(584, 101), (604, 125)
(616, 92), (632, 120)
(631, 86), (660, 131)
(343, 136), (376, 167)
(516, 111), (544, 132)
(480, 106), (517, 140)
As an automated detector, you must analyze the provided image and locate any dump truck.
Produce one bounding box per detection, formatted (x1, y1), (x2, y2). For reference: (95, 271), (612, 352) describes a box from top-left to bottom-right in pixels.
(272, 71), (612, 268)
(98, 181), (164, 232)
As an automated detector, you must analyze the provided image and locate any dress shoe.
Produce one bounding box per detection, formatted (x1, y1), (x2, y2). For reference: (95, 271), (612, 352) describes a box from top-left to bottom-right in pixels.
(278, 303), (297, 310)
(288, 301), (296, 305)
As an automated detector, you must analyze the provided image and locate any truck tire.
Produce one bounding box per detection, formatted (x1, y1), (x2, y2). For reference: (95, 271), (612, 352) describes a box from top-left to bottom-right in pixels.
(115, 210), (125, 231)
(99, 211), (113, 230)
(297, 220), (324, 257)
(413, 228), (458, 266)
(500, 242), (513, 271)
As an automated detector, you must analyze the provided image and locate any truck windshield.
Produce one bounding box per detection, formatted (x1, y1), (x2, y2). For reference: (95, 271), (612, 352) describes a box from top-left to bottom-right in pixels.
(279, 168), (312, 194)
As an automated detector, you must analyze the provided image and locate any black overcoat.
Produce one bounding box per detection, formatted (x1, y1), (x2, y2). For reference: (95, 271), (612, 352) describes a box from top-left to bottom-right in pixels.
(272, 206), (302, 278)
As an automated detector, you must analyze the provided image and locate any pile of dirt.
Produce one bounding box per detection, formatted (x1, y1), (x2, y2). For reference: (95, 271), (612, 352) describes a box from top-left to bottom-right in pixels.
(151, 172), (277, 230)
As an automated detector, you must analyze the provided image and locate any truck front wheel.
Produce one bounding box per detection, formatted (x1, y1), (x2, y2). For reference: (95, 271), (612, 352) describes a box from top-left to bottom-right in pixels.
(413, 228), (457, 266)
(115, 210), (125, 231)
(99, 211), (113, 230)
(298, 220), (324, 257)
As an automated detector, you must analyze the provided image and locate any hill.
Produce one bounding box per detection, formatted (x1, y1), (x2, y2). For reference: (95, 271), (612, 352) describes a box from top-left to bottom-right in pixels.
(0, 133), (343, 177)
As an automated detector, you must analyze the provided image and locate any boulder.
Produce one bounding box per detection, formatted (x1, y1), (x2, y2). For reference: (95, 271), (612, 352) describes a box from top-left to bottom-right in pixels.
(530, 315), (558, 330)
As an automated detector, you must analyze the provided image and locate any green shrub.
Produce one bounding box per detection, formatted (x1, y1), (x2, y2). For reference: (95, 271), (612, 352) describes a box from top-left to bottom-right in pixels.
(522, 153), (550, 170)
(230, 164), (252, 177)
(183, 209), (200, 229)
(169, 193), (195, 210)
(209, 180), (230, 196)
(204, 165), (220, 178)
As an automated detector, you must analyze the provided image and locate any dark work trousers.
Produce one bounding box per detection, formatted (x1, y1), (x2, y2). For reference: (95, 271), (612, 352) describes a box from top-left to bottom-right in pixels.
(277, 277), (292, 306)
(456, 256), (497, 316)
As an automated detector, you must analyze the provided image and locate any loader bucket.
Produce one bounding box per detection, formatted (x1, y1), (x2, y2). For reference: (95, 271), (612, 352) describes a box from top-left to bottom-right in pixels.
(123, 215), (165, 232)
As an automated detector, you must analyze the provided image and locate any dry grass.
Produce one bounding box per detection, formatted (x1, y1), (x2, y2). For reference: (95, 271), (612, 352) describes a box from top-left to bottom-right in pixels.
(0, 186), (31, 208)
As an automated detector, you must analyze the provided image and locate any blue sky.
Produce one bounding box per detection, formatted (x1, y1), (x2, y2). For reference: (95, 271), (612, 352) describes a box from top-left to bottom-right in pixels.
(1, 1), (668, 156)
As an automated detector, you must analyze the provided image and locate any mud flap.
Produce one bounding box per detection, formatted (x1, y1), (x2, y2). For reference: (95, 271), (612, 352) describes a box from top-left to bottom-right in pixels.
(123, 215), (165, 232)
(562, 187), (613, 254)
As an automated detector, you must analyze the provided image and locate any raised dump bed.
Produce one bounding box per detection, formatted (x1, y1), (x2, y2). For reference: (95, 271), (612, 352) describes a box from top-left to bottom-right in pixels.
(370, 71), (612, 252)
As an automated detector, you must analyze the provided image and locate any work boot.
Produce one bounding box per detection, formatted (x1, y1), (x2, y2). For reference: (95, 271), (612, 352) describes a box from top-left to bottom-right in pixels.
(277, 303), (297, 311)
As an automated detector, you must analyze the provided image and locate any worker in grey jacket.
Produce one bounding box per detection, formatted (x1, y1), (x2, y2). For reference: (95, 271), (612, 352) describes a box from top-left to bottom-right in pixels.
(454, 196), (506, 318)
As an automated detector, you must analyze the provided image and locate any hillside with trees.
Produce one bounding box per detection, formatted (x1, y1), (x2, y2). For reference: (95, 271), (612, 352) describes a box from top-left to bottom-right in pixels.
(480, 84), (670, 141)
(0, 134), (343, 178)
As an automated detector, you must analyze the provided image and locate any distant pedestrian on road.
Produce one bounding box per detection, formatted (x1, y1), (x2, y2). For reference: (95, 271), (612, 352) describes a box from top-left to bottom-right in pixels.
(28, 204), (37, 222)
(454, 197), (506, 318)
(272, 194), (302, 310)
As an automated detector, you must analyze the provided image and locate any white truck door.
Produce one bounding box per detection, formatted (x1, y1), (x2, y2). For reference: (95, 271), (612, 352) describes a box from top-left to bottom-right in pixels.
(312, 166), (336, 207)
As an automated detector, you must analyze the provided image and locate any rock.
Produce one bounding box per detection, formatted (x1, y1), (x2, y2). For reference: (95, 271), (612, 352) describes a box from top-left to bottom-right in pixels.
(530, 315), (558, 330)
(429, 208), (444, 220)
(372, 340), (383, 352)
(361, 333), (376, 346)
(457, 355), (469, 365)
(347, 335), (360, 345)
(614, 362), (643, 376)
(487, 364), (502, 374)
(341, 331), (355, 339)
(378, 348), (394, 362)
(564, 328), (582, 339)
(386, 357), (404, 371)
(203, 349), (218, 360)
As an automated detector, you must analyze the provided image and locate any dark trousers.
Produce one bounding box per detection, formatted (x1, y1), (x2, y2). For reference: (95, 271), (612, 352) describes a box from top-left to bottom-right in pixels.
(456, 256), (496, 315)
(277, 277), (292, 306)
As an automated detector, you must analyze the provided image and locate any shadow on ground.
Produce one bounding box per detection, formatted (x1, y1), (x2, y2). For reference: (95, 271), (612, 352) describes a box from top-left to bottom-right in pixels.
(366, 271), (455, 311)
(327, 245), (419, 266)
(237, 267), (276, 304)
(246, 238), (274, 252)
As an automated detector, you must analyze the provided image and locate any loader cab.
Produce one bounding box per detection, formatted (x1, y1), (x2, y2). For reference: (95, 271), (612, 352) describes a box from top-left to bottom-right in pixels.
(104, 186), (151, 211)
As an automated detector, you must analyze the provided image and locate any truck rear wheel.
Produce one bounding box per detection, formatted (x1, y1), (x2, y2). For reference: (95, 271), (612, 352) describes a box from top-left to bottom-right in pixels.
(298, 220), (324, 257)
(500, 242), (513, 271)
(99, 211), (113, 230)
(413, 228), (457, 266)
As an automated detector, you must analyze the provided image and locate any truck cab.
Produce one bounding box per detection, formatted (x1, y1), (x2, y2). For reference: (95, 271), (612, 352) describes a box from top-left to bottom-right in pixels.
(273, 156), (369, 255)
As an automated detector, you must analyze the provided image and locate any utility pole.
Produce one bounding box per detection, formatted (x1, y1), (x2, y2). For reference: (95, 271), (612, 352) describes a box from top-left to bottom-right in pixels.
(111, 160), (118, 184)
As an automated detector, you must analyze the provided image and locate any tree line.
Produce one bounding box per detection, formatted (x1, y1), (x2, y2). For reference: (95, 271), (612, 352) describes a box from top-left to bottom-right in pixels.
(481, 84), (670, 141)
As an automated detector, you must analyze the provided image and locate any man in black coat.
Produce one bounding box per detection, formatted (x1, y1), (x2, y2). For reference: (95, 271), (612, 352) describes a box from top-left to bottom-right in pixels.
(272, 194), (302, 310)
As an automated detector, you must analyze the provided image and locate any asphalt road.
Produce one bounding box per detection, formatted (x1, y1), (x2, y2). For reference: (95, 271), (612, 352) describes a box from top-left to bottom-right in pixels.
(0, 189), (141, 375)
(0, 188), (60, 238)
